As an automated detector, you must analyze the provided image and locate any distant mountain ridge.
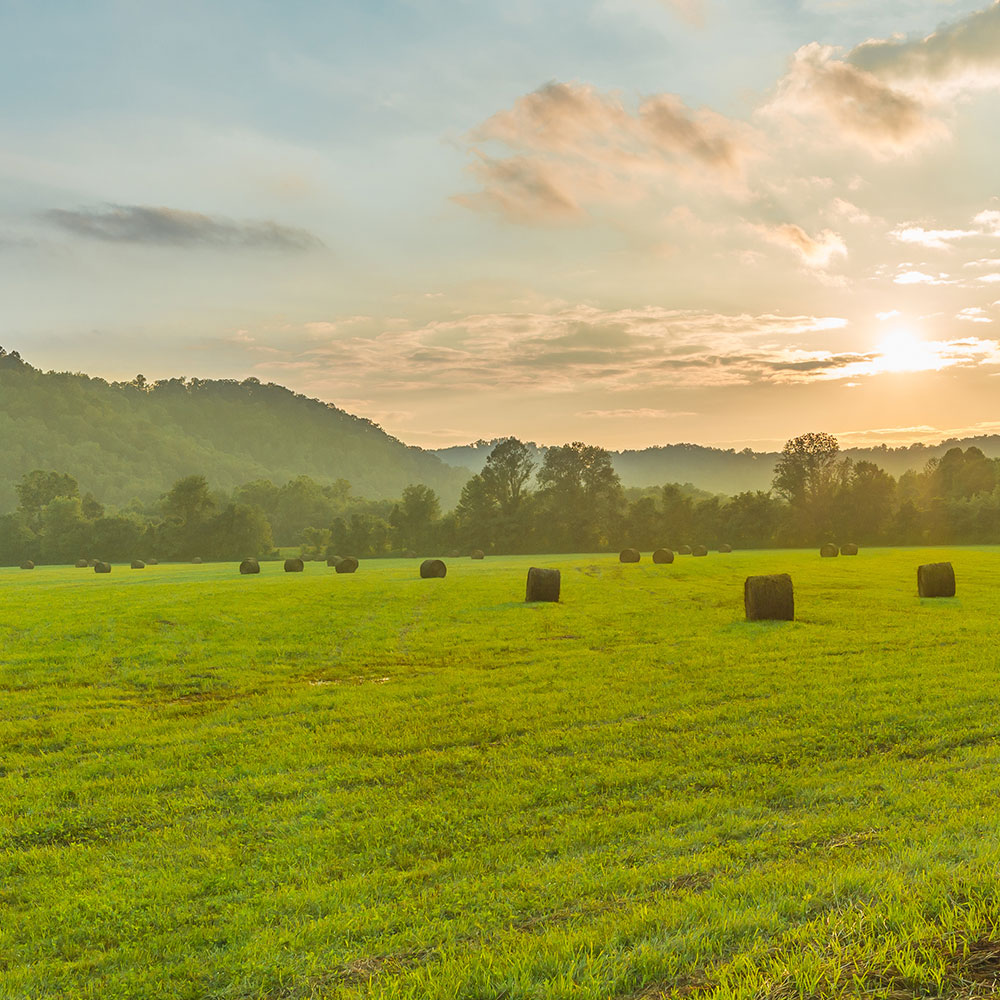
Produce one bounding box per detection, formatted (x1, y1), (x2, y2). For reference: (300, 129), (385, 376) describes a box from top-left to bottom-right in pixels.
(0, 347), (468, 512)
(432, 437), (1000, 495)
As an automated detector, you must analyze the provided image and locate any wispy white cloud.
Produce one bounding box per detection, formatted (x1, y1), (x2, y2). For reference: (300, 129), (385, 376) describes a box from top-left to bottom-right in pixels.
(894, 269), (952, 285)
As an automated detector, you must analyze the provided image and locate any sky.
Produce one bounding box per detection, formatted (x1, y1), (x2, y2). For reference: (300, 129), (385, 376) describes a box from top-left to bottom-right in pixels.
(3, 0), (1000, 451)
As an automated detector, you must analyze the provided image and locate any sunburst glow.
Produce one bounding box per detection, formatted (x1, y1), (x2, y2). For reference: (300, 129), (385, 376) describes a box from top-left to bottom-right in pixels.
(873, 330), (941, 374)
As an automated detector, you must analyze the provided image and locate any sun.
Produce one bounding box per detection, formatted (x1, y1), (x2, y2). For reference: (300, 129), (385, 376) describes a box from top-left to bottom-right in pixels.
(874, 329), (937, 373)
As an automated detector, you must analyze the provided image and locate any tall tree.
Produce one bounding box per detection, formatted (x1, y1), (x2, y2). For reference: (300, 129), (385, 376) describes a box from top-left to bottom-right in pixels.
(772, 432), (842, 542)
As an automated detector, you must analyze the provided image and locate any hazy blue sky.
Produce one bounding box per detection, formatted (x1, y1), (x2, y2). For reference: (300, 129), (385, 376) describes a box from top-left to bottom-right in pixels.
(3, 0), (1000, 449)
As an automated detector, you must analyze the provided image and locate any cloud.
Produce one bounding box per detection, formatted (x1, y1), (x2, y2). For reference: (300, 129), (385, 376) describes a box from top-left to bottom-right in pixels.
(658, 0), (706, 27)
(893, 269), (951, 284)
(456, 81), (754, 222)
(752, 222), (847, 269)
(957, 307), (992, 322)
(766, 3), (1000, 157)
(44, 204), (323, 250)
(576, 408), (698, 418)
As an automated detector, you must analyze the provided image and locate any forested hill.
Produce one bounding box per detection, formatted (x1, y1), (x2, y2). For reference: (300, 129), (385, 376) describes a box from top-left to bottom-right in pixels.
(434, 437), (1000, 494)
(0, 348), (468, 512)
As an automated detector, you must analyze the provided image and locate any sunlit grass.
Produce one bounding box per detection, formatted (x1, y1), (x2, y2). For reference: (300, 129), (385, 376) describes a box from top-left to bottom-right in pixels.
(3, 549), (1000, 998)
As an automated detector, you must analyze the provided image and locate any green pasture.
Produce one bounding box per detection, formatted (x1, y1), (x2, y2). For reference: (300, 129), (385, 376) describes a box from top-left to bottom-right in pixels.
(3, 549), (1000, 999)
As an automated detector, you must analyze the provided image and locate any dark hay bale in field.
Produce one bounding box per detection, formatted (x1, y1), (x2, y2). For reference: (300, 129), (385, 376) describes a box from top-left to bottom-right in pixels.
(326, 555), (342, 568)
(94, 561), (111, 574)
(841, 543), (859, 556)
(692, 545), (708, 557)
(525, 567), (560, 603)
(147, 558), (158, 565)
(284, 558), (304, 573)
(448, 551), (461, 559)
(239, 559), (260, 575)
(677, 545), (692, 555)
(75, 558), (88, 568)
(20, 560), (34, 570)
(130, 560), (145, 569)
(420, 558), (447, 579)
(192, 557), (203, 564)
(719, 544), (733, 553)
(336, 557), (359, 574)
(470, 549), (485, 560)
(918, 561), (955, 598)
(619, 548), (640, 563)
(820, 543), (839, 558)
(745, 574), (794, 621)
(87, 559), (97, 567)
(652, 548), (674, 564)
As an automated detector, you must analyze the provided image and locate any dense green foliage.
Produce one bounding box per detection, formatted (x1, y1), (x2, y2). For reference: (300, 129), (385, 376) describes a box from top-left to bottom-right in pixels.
(0, 347), (466, 512)
(4, 550), (1000, 998)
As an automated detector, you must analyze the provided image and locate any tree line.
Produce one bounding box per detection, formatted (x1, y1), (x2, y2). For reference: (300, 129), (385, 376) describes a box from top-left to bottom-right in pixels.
(3, 433), (1000, 566)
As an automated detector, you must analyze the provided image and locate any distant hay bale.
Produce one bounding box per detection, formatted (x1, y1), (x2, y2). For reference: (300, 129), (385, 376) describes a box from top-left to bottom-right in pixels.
(284, 558), (304, 573)
(404, 550), (417, 559)
(239, 559), (260, 575)
(192, 557), (203, 564)
(470, 549), (485, 560)
(619, 548), (640, 563)
(147, 558), (158, 565)
(692, 545), (708, 557)
(326, 555), (342, 568)
(19, 560), (35, 570)
(525, 567), (560, 603)
(336, 557), (359, 574)
(918, 561), (955, 598)
(130, 560), (145, 569)
(820, 543), (839, 558)
(87, 559), (97, 567)
(677, 545), (692, 555)
(448, 551), (461, 559)
(719, 544), (733, 553)
(745, 573), (794, 621)
(652, 548), (674, 564)
(94, 561), (111, 574)
(841, 543), (859, 556)
(75, 558), (88, 568)
(420, 558), (447, 579)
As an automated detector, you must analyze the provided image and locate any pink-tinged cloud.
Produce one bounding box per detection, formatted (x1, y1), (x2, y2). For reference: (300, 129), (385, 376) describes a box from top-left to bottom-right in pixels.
(752, 222), (847, 269)
(456, 81), (755, 223)
(658, 0), (706, 27)
(767, 3), (1000, 158)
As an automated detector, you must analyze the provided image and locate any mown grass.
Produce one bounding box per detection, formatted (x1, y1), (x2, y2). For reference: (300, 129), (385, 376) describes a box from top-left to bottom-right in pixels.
(2, 548), (1000, 999)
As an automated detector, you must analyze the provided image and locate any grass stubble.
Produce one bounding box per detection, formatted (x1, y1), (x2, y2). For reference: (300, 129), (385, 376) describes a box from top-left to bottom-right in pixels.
(2, 549), (1000, 999)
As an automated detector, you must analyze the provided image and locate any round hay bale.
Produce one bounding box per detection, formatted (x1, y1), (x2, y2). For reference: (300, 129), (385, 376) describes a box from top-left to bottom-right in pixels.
(745, 573), (794, 621)
(820, 543), (839, 558)
(470, 549), (485, 560)
(525, 567), (560, 603)
(87, 559), (97, 567)
(918, 561), (955, 598)
(94, 561), (111, 574)
(335, 557), (359, 574)
(239, 559), (260, 575)
(130, 560), (145, 569)
(719, 544), (733, 553)
(447, 550), (461, 559)
(147, 558), (158, 565)
(841, 543), (859, 556)
(420, 558), (447, 579)
(75, 558), (88, 568)
(326, 555), (343, 568)
(652, 548), (674, 564)
(19, 560), (35, 570)
(284, 558), (304, 573)
(619, 548), (641, 563)
(692, 545), (708, 557)
(192, 557), (203, 564)
(677, 545), (692, 555)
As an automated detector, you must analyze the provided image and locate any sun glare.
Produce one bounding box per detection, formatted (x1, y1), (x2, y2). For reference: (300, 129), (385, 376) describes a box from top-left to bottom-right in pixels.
(874, 329), (938, 374)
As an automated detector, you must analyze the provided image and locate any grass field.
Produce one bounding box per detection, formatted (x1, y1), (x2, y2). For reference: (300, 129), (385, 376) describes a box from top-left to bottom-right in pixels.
(3, 549), (1000, 999)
